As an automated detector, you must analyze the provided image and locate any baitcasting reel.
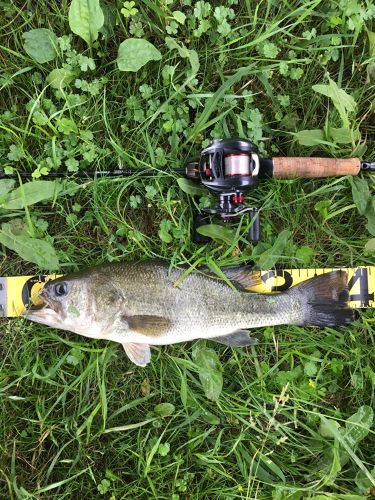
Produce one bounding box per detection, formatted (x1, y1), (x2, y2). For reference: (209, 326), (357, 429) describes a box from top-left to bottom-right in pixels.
(186, 138), (261, 242)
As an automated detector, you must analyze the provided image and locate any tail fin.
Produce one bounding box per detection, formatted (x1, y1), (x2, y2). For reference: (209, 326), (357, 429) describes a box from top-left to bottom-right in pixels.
(290, 271), (354, 327)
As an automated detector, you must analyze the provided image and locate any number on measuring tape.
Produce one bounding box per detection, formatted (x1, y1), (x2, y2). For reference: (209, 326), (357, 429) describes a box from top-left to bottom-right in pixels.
(348, 268), (374, 306)
(261, 270), (293, 292)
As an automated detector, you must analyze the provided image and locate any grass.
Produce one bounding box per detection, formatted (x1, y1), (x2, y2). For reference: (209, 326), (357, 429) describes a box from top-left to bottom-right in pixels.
(1, 0), (375, 498)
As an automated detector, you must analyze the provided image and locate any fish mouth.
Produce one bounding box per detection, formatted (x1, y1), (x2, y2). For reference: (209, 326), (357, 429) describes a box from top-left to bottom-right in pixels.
(38, 288), (55, 309)
(24, 304), (60, 324)
(40, 287), (66, 313)
(24, 289), (62, 323)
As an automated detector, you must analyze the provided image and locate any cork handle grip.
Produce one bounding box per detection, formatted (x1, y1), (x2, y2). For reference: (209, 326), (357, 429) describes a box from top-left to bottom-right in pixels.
(273, 157), (361, 178)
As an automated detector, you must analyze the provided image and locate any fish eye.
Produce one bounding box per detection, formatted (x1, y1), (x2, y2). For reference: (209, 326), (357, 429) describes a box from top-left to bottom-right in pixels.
(54, 282), (68, 297)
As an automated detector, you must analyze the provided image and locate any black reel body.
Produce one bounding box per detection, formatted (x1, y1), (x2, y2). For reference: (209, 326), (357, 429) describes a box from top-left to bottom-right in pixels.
(186, 138), (260, 242)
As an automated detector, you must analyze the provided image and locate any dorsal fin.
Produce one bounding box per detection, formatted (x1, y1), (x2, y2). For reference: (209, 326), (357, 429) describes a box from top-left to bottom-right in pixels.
(220, 264), (261, 291)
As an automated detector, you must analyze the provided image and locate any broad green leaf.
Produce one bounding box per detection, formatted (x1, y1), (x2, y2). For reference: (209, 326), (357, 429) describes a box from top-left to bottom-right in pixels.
(187, 49), (200, 75)
(367, 29), (375, 57)
(0, 223), (59, 270)
(165, 36), (184, 55)
(116, 38), (162, 72)
(314, 199), (331, 221)
(312, 78), (357, 128)
(22, 28), (58, 64)
(257, 452), (286, 483)
(253, 229), (291, 269)
(158, 443), (170, 456)
(0, 179), (15, 198)
(192, 346), (223, 401)
(46, 68), (76, 89)
(153, 403), (175, 417)
(177, 178), (207, 197)
(365, 238), (375, 253)
(234, 445), (262, 482)
(367, 61), (375, 83)
(165, 37), (199, 76)
(0, 181), (61, 210)
(355, 466), (375, 494)
(67, 347), (85, 366)
(329, 442), (343, 482)
(196, 224), (236, 245)
(329, 126), (360, 144)
(158, 219), (173, 243)
(68, 0), (104, 46)
(349, 177), (370, 215)
(313, 80), (357, 113)
(250, 462), (278, 483)
(3, 218), (26, 236)
(239, 448), (284, 483)
(351, 142), (367, 158)
(56, 118), (78, 134)
(304, 360), (317, 376)
(320, 411), (375, 485)
(319, 418), (340, 438)
(296, 246), (314, 265)
(158, 228), (172, 243)
(366, 203), (375, 236)
(294, 129), (326, 146)
(201, 412), (220, 425)
(172, 11), (186, 24)
(349, 177), (375, 235)
(343, 405), (373, 448)
(277, 492), (302, 500)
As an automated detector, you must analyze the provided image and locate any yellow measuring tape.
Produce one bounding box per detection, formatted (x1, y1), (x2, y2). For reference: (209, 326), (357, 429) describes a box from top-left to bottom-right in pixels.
(1, 266), (374, 318)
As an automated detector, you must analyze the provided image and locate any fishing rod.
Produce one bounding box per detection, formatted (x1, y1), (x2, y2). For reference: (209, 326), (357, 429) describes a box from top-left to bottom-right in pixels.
(1, 138), (374, 242)
(0, 168), (185, 179)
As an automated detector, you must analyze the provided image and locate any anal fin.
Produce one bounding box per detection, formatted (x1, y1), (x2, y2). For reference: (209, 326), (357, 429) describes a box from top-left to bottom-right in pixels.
(210, 330), (258, 347)
(123, 343), (151, 367)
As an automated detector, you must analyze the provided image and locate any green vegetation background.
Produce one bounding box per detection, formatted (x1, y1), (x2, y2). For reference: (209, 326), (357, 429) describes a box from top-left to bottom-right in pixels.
(0, 0), (374, 498)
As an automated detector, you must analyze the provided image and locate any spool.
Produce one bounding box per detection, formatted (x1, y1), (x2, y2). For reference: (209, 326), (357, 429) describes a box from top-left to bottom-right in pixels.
(224, 154), (251, 176)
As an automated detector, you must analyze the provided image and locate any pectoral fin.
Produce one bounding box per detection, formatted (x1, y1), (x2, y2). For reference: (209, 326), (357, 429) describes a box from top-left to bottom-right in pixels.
(125, 315), (171, 337)
(122, 343), (151, 367)
(210, 330), (258, 347)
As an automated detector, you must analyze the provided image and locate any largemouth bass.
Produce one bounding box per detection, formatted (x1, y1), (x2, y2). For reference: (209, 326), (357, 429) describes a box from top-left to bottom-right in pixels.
(24, 260), (354, 366)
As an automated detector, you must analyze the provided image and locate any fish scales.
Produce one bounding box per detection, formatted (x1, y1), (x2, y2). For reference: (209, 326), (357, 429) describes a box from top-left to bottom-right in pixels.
(93, 262), (299, 339)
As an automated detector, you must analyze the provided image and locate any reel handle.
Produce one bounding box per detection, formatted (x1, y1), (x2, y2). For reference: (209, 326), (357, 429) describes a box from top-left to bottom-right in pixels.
(248, 208), (260, 242)
(272, 157), (361, 178)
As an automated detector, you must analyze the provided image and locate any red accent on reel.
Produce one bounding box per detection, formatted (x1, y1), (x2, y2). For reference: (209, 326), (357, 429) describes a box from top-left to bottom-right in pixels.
(232, 194), (244, 204)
